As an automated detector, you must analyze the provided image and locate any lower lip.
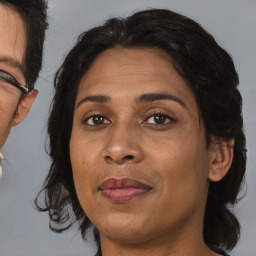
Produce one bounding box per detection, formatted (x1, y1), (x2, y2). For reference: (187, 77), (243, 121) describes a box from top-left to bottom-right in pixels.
(101, 188), (150, 202)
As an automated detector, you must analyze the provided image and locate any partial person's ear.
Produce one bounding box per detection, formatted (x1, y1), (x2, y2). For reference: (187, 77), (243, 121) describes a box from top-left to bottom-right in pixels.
(208, 138), (234, 182)
(12, 89), (38, 126)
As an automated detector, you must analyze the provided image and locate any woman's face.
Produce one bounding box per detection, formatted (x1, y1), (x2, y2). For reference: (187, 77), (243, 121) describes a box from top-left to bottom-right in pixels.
(0, 5), (26, 148)
(70, 48), (214, 244)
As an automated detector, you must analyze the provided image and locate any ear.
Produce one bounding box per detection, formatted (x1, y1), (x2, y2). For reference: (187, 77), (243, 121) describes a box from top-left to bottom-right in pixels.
(208, 138), (235, 182)
(12, 90), (38, 126)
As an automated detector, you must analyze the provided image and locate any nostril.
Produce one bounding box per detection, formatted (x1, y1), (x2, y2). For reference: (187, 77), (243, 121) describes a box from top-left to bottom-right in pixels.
(104, 154), (136, 164)
(125, 155), (134, 160)
(104, 156), (112, 164)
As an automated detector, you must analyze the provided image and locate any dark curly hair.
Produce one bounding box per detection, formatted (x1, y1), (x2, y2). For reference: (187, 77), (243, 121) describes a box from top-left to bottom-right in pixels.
(35, 8), (246, 253)
(0, 0), (48, 90)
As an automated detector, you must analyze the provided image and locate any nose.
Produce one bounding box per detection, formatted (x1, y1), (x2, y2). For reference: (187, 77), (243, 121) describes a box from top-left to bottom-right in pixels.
(102, 124), (144, 165)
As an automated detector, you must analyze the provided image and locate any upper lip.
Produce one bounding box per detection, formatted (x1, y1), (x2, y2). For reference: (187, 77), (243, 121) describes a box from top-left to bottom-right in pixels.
(98, 178), (152, 190)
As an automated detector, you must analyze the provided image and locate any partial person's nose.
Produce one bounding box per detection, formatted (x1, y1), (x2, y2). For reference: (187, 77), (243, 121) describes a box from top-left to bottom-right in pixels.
(102, 124), (144, 165)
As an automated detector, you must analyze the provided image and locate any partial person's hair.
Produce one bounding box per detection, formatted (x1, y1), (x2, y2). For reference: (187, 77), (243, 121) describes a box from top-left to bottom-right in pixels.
(35, 8), (246, 252)
(0, 0), (48, 90)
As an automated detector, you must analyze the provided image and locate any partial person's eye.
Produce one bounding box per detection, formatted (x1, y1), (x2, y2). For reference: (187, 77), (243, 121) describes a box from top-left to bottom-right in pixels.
(144, 112), (176, 125)
(83, 113), (111, 126)
(0, 69), (19, 87)
(0, 69), (28, 95)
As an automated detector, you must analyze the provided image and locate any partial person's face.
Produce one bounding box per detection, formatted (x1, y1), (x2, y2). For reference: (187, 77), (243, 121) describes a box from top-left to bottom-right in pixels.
(70, 48), (222, 245)
(0, 5), (37, 148)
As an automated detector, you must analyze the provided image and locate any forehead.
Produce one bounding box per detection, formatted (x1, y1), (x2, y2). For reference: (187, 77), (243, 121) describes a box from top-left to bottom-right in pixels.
(83, 48), (176, 87)
(0, 4), (26, 72)
(77, 48), (197, 110)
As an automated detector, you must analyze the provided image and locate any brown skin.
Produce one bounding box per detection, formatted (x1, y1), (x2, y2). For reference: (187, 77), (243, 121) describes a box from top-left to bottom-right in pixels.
(0, 4), (38, 148)
(70, 48), (233, 256)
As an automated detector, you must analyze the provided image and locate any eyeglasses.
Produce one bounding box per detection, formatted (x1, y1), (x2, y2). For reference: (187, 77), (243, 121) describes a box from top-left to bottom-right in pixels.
(0, 69), (29, 95)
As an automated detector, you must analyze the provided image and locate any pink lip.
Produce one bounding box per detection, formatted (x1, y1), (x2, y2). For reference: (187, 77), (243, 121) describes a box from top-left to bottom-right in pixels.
(99, 178), (152, 203)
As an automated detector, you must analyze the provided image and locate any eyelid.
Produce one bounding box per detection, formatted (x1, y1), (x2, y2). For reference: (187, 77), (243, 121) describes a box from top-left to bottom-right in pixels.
(0, 69), (19, 84)
(81, 111), (112, 125)
(142, 107), (177, 121)
(143, 111), (176, 124)
(0, 69), (28, 94)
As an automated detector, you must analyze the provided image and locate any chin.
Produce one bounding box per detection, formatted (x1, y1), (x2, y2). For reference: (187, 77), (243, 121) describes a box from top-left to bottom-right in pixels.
(101, 228), (151, 245)
(95, 213), (158, 244)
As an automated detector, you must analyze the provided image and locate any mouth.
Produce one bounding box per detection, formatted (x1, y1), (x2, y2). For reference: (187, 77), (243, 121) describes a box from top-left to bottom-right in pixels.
(98, 178), (152, 203)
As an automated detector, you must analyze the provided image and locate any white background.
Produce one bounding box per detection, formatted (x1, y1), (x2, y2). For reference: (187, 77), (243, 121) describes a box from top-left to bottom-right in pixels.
(0, 0), (255, 255)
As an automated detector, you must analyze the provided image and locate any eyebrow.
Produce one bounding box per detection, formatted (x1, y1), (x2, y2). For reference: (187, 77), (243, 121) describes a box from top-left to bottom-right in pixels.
(0, 56), (26, 76)
(137, 92), (187, 109)
(76, 94), (111, 108)
(76, 92), (187, 110)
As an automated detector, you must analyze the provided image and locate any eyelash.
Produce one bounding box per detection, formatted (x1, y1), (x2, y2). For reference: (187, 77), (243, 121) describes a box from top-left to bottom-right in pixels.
(143, 111), (176, 125)
(0, 69), (18, 87)
(82, 112), (111, 126)
(82, 111), (176, 127)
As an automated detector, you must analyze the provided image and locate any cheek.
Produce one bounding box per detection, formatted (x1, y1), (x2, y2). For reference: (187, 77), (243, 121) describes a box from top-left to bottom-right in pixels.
(70, 133), (99, 205)
(0, 101), (18, 148)
(0, 118), (12, 148)
(147, 127), (210, 206)
(70, 138), (89, 181)
(70, 134), (100, 173)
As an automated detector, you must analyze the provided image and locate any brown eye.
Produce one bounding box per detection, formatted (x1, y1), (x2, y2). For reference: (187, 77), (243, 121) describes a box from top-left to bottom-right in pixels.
(153, 114), (167, 124)
(145, 112), (175, 125)
(84, 114), (110, 126)
(92, 116), (104, 124)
